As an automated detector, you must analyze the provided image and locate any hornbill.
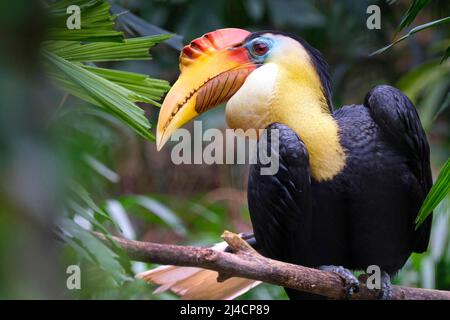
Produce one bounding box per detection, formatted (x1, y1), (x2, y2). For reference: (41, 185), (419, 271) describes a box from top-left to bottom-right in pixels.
(145, 28), (433, 299)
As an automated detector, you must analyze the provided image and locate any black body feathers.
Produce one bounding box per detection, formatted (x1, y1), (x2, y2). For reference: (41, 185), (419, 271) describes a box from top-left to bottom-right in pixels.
(248, 86), (433, 299)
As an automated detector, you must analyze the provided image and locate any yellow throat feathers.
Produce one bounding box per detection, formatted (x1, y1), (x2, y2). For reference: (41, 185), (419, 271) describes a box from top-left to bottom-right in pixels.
(269, 40), (346, 181)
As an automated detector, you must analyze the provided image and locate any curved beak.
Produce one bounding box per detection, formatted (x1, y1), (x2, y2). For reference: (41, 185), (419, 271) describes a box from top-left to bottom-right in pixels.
(156, 28), (254, 150)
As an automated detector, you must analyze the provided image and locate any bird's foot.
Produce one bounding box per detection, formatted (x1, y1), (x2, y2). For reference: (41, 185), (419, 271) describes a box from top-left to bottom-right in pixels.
(224, 232), (257, 253)
(378, 271), (393, 300)
(319, 265), (359, 298)
(239, 232), (257, 247)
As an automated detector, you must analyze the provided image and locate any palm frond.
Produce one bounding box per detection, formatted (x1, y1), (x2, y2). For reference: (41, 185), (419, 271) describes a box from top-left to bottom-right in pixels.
(47, 0), (123, 42)
(44, 51), (155, 140)
(397, 0), (430, 33)
(44, 34), (172, 62)
(416, 158), (450, 228)
(44, 0), (173, 141)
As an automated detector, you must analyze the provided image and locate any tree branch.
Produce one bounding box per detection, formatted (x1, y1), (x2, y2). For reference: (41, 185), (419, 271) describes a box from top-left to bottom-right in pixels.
(95, 231), (450, 300)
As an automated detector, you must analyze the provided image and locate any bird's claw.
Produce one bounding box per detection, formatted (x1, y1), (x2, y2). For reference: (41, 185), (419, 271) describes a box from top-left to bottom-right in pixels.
(319, 265), (359, 298)
(378, 272), (393, 300)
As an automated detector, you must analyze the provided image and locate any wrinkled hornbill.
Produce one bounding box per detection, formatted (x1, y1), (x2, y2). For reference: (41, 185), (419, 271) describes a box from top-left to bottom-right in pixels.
(145, 28), (432, 299)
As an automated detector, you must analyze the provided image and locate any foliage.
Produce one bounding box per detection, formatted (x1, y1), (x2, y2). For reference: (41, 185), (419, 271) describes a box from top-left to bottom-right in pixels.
(370, 0), (450, 231)
(416, 159), (450, 228)
(371, 16), (450, 56)
(43, 0), (173, 291)
(374, 0), (450, 290)
(44, 0), (171, 140)
(397, 0), (431, 33)
(47, 0), (123, 42)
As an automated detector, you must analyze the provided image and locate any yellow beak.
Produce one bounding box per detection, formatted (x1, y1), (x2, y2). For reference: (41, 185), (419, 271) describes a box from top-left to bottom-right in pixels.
(156, 28), (254, 150)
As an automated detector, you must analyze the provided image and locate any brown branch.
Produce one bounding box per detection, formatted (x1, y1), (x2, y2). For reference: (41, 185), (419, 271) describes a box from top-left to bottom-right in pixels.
(95, 231), (450, 300)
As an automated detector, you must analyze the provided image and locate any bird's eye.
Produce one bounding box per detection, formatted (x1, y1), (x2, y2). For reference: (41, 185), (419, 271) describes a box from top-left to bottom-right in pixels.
(252, 41), (269, 56)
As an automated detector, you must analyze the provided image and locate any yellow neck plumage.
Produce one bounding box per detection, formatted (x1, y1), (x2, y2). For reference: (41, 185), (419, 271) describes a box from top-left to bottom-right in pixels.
(226, 37), (346, 181)
(273, 61), (346, 181)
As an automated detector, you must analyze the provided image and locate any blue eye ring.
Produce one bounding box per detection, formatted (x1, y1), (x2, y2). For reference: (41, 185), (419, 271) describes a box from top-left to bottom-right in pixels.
(247, 37), (273, 60)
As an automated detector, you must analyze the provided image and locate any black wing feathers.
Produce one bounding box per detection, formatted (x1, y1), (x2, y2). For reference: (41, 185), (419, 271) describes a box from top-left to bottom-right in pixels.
(364, 85), (432, 252)
(248, 123), (312, 264)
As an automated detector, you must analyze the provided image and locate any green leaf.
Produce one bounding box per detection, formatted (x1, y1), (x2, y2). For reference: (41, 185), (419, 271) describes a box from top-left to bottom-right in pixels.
(397, 0), (430, 33)
(370, 16), (450, 56)
(83, 66), (170, 106)
(47, 29), (124, 43)
(69, 181), (113, 223)
(44, 51), (155, 140)
(441, 46), (450, 63)
(118, 195), (187, 236)
(416, 158), (450, 228)
(397, 60), (450, 102)
(46, 34), (172, 62)
(60, 231), (96, 264)
(432, 92), (450, 123)
(60, 218), (132, 284)
(48, 64), (169, 108)
(44, 0), (172, 140)
(397, 60), (450, 131)
(47, 0), (124, 42)
(83, 154), (120, 183)
(67, 199), (109, 234)
(419, 79), (450, 131)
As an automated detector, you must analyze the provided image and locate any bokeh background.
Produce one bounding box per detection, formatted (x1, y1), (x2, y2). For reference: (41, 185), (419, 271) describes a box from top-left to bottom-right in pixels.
(0, 0), (449, 299)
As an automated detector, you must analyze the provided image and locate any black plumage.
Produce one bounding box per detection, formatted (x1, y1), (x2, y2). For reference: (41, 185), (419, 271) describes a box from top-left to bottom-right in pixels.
(248, 81), (432, 298)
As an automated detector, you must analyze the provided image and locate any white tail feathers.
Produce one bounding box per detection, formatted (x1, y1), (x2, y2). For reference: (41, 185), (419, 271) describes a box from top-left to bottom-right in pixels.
(136, 241), (261, 300)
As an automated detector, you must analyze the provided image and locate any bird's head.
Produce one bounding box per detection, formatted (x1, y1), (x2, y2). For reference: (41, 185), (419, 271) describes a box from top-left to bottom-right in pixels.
(157, 28), (344, 180)
(157, 28), (332, 148)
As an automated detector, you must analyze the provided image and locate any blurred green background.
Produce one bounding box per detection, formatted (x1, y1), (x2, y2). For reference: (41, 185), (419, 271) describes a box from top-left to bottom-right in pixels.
(0, 0), (449, 299)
